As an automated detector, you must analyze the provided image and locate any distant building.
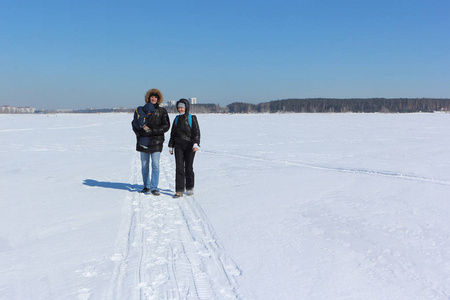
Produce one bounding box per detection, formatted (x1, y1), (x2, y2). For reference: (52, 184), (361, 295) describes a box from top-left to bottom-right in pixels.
(1, 105), (35, 114)
(189, 98), (197, 105)
(55, 109), (74, 113)
(161, 100), (176, 108)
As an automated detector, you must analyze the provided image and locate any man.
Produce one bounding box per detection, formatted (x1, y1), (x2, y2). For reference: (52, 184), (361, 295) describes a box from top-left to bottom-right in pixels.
(132, 88), (170, 195)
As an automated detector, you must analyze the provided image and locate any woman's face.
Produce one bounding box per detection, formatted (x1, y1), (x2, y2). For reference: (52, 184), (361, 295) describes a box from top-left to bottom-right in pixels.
(177, 106), (186, 114)
(150, 95), (158, 104)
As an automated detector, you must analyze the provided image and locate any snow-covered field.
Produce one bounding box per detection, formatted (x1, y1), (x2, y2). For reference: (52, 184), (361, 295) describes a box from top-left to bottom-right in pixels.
(1, 112), (450, 300)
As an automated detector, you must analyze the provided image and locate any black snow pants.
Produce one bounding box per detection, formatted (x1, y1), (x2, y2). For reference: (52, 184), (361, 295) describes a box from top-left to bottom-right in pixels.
(174, 144), (196, 193)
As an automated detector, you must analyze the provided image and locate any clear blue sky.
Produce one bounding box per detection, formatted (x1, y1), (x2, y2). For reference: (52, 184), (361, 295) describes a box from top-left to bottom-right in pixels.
(1, 0), (449, 109)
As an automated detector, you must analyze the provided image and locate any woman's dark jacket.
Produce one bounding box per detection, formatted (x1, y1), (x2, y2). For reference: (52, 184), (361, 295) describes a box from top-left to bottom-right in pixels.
(168, 99), (200, 149)
(133, 103), (170, 153)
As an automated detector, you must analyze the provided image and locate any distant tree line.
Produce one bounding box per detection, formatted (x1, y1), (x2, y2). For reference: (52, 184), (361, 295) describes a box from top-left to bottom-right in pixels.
(7, 98), (449, 114)
(227, 98), (450, 113)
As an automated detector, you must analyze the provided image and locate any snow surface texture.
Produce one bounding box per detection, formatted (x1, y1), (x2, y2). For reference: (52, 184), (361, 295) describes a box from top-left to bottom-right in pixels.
(1, 113), (450, 300)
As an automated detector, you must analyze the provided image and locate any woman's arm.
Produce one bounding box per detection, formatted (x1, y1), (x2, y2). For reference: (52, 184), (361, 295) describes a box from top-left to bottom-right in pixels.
(191, 115), (200, 146)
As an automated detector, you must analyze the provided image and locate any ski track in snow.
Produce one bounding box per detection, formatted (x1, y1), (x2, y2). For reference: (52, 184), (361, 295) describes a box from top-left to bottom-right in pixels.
(201, 150), (450, 186)
(102, 153), (241, 300)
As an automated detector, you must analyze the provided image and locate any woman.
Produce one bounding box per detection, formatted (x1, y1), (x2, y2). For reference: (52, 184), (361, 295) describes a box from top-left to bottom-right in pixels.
(133, 88), (170, 195)
(168, 98), (201, 198)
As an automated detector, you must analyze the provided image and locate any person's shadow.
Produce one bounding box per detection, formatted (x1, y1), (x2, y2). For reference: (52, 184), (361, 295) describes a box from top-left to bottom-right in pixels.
(83, 179), (174, 196)
(83, 179), (141, 192)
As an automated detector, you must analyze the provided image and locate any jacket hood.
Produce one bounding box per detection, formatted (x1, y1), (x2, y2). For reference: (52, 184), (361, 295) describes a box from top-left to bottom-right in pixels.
(145, 88), (163, 105)
(176, 98), (190, 114)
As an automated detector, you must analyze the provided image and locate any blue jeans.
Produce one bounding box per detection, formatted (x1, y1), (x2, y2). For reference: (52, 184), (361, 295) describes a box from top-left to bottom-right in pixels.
(140, 151), (160, 191)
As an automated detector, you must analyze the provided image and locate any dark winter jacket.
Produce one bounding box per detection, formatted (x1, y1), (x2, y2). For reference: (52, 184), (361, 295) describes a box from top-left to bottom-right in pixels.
(168, 98), (200, 149)
(133, 88), (170, 153)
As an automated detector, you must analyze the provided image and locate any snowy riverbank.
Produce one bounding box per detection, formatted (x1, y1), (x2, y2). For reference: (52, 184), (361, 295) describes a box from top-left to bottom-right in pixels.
(1, 113), (449, 299)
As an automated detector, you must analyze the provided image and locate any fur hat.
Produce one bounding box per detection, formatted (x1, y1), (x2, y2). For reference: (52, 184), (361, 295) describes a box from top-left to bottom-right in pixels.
(145, 88), (163, 105)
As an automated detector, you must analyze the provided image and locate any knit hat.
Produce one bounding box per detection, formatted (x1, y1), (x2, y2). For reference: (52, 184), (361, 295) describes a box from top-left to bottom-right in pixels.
(177, 102), (186, 109)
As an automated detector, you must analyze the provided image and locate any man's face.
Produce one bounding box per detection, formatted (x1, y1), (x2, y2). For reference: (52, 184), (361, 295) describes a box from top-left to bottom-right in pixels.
(150, 95), (158, 104)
